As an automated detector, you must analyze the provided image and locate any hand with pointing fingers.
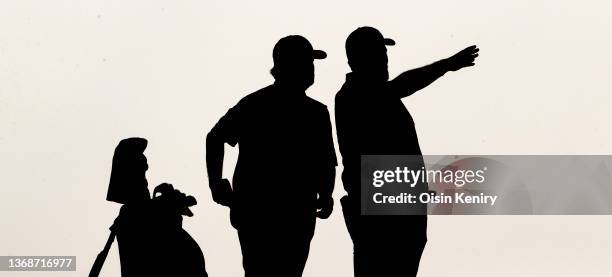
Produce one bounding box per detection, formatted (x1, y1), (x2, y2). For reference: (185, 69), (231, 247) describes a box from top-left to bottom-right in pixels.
(445, 45), (479, 72)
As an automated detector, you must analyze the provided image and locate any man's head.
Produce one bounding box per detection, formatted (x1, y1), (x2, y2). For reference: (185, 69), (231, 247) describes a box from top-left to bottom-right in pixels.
(271, 35), (327, 90)
(346, 26), (395, 82)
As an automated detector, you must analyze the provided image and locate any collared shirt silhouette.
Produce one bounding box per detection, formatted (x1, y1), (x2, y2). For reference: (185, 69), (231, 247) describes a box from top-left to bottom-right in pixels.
(206, 35), (337, 277)
(335, 26), (478, 277)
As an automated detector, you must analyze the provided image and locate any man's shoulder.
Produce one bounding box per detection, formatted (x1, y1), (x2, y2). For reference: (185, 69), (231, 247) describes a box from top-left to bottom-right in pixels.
(230, 85), (274, 110)
(304, 96), (330, 114)
(240, 85), (272, 102)
(335, 82), (357, 106)
(335, 87), (347, 101)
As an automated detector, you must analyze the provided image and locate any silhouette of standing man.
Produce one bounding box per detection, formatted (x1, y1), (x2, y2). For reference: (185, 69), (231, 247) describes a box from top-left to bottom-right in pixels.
(206, 35), (337, 277)
(335, 27), (479, 277)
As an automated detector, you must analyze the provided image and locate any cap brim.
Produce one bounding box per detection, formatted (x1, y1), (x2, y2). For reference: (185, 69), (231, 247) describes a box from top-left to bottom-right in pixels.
(313, 49), (327, 59)
(384, 38), (396, 46)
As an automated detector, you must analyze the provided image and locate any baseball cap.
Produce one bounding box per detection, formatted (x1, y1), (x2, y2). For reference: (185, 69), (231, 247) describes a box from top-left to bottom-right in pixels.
(346, 26), (395, 59)
(273, 35), (327, 65)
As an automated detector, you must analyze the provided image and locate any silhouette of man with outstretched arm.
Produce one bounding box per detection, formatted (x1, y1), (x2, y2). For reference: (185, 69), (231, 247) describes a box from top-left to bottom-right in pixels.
(335, 26), (479, 277)
(206, 35), (337, 277)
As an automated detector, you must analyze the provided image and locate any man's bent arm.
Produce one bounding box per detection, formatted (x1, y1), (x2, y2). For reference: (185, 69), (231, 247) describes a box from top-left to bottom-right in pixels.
(316, 167), (336, 219)
(318, 167), (336, 200)
(206, 131), (224, 183)
(206, 130), (233, 207)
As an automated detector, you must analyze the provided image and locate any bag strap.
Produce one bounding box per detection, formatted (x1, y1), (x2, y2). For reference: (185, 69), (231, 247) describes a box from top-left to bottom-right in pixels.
(89, 222), (117, 277)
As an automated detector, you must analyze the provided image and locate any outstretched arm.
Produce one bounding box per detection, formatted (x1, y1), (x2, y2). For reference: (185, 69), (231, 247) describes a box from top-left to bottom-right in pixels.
(390, 45), (479, 98)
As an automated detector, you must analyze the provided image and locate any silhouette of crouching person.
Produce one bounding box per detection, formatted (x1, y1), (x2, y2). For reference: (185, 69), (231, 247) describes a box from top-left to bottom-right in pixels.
(104, 138), (208, 277)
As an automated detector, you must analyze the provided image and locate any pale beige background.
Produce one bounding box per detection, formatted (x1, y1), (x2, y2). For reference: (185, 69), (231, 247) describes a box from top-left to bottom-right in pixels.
(1, 0), (612, 276)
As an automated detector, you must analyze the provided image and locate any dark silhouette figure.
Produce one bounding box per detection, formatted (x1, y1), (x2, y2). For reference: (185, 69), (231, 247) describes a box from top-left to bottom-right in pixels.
(90, 138), (207, 277)
(335, 27), (479, 276)
(206, 35), (337, 277)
